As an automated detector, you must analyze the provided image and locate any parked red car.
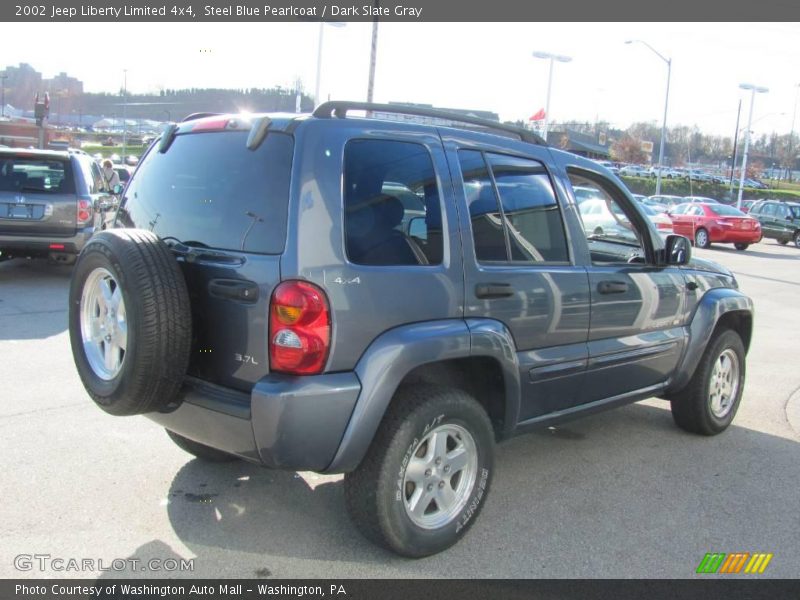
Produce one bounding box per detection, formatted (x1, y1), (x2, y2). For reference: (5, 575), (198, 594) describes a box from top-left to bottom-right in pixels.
(668, 202), (761, 250)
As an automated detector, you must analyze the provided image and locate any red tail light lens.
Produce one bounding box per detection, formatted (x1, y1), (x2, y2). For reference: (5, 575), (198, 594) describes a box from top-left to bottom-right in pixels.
(77, 198), (92, 225)
(657, 222), (672, 230)
(269, 281), (330, 375)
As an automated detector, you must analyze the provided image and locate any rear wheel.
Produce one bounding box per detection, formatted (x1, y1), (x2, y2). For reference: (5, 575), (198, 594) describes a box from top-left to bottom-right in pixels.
(694, 228), (710, 249)
(344, 385), (494, 557)
(69, 230), (192, 416)
(670, 329), (746, 436)
(734, 243), (749, 251)
(166, 430), (238, 462)
(794, 231), (800, 248)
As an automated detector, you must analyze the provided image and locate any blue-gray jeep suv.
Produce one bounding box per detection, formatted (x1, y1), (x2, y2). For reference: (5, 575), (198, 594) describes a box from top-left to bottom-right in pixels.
(68, 103), (753, 557)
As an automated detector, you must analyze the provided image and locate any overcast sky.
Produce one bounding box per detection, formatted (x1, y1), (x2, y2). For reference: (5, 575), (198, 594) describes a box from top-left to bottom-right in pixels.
(2, 22), (798, 137)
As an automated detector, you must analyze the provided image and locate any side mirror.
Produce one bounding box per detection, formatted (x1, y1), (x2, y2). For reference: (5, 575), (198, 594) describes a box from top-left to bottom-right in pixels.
(665, 234), (691, 266)
(112, 183), (124, 195)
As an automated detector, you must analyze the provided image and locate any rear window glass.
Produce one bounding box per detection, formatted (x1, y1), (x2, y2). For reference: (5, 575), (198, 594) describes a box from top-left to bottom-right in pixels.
(708, 204), (746, 217)
(119, 131), (293, 254)
(0, 156), (74, 194)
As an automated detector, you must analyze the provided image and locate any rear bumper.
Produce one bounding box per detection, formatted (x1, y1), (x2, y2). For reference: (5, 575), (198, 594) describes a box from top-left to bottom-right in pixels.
(709, 229), (761, 243)
(0, 227), (94, 255)
(147, 373), (361, 472)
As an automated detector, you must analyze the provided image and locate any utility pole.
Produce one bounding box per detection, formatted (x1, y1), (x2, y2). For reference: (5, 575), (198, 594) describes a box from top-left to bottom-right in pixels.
(366, 0), (380, 103)
(0, 74), (7, 118)
(729, 99), (742, 192)
(121, 69), (127, 165)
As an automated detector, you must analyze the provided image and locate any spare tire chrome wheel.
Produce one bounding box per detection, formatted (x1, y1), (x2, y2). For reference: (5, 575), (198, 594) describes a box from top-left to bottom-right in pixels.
(80, 268), (127, 380)
(69, 230), (192, 416)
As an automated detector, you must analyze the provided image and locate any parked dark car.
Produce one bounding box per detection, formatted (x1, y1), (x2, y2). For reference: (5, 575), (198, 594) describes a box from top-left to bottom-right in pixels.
(0, 147), (112, 263)
(67, 103), (753, 558)
(747, 200), (800, 247)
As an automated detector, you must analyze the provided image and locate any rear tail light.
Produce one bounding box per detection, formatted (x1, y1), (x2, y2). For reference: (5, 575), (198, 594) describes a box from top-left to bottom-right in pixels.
(657, 222), (672, 231)
(715, 219), (732, 227)
(77, 198), (92, 225)
(49, 243), (65, 250)
(269, 281), (330, 375)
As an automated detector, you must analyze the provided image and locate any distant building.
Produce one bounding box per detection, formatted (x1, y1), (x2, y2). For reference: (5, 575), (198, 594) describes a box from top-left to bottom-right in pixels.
(547, 128), (611, 159)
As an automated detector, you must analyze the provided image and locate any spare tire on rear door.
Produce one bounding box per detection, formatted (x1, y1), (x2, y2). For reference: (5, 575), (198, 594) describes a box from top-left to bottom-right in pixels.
(69, 229), (192, 416)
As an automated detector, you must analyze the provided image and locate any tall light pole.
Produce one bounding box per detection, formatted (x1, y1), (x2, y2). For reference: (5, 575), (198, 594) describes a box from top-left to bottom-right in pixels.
(314, 22), (346, 106)
(121, 69), (128, 165)
(737, 83), (769, 210)
(788, 83), (800, 181)
(625, 39), (671, 196)
(532, 51), (572, 141)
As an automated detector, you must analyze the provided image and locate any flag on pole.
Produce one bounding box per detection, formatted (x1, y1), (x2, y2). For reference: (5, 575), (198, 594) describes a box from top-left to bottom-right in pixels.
(529, 108), (546, 121)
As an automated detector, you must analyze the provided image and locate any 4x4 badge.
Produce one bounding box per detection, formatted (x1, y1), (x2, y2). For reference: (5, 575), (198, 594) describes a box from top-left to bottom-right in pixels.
(332, 276), (360, 285)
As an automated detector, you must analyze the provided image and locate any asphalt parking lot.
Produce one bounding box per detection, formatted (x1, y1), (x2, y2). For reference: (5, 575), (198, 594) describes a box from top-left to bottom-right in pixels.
(1, 242), (799, 579)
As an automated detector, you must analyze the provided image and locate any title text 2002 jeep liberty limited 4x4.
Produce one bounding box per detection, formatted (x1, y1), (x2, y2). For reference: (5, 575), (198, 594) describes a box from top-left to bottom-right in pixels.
(69, 103), (753, 557)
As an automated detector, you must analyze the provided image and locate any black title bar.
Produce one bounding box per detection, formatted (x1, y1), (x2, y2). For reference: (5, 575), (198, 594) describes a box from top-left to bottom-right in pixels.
(3, 0), (800, 21)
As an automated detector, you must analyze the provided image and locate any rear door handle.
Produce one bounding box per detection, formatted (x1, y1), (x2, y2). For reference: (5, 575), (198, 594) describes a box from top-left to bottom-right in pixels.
(475, 283), (514, 299)
(597, 280), (628, 294)
(208, 279), (259, 303)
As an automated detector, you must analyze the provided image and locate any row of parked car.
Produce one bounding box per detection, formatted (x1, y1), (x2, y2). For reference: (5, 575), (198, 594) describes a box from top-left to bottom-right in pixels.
(588, 190), (800, 250)
(597, 160), (769, 189)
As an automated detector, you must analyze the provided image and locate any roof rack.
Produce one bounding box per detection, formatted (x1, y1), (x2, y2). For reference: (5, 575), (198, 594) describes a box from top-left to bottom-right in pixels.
(312, 101), (547, 146)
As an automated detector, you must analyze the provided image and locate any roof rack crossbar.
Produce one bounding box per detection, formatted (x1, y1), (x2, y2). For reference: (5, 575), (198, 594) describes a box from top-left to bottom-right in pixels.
(312, 101), (547, 146)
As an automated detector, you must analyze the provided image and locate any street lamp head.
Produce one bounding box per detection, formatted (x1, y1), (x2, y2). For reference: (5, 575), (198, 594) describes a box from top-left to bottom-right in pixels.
(624, 40), (633, 44)
(555, 55), (572, 63)
(532, 51), (552, 59)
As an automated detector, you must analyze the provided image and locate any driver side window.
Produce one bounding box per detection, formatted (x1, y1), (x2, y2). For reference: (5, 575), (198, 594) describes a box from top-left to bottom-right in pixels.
(568, 170), (647, 264)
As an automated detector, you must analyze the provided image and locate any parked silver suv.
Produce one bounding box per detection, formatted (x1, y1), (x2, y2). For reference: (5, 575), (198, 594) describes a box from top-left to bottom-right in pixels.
(0, 148), (112, 264)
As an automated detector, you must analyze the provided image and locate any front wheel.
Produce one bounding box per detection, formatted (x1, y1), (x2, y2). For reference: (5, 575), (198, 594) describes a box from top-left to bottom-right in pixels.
(794, 231), (800, 249)
(344, 385), (494, 558)
(670, 329), (746, 436)
(777, 239), (789, 245)
(734, 243), (749, 251)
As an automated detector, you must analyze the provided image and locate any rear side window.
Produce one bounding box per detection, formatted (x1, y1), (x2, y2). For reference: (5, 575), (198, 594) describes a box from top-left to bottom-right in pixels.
(344, 139), (443, 266)
(458, 150), (569, 264)
(0, 156), (74, 194)
(119, 131), (293, 254)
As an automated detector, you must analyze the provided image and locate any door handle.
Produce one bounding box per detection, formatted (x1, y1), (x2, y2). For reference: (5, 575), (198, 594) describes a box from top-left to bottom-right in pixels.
(208, 279), (259, 303)
(597, 280), (628, 294)
(475, 283), (514, 299)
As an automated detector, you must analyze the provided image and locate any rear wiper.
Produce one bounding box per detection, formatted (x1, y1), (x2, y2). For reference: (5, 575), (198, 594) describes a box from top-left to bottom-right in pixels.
(163, 238), (243, 264)
(20, 186), (47, 193)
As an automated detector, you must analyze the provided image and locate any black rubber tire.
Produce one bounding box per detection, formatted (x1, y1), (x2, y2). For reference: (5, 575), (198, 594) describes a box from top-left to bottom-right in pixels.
(670, 329), (746, 436)
(69, 229), (192, 416)
(166, 430), (238, 462)
(777, 239), (789, 245)
(694, 228), (711, 249)
(734, 243), (749, 251)
(344, 385), (494, 558)
(794, 232), (800, 249)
